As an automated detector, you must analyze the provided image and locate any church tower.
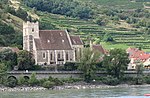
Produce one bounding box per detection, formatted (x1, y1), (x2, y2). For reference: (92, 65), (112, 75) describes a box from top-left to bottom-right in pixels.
(23, 21), (39, 52)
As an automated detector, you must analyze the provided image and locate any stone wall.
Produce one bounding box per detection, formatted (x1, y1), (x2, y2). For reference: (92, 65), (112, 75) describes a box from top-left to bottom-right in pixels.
(7, 71), (150, 80)
(36, 50), (75, 65)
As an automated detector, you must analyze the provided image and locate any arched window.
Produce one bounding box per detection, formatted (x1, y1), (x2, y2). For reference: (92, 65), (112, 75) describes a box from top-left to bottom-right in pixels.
(58, 53), (60, 59)
(43, 52), (46, 59)
(50, 53), (53, 60)
(66, 52), (68, 60)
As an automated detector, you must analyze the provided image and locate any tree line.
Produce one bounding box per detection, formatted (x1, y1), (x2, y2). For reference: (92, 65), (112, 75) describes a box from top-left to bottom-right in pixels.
(0, 21), (22, 48)
(1, 48), (150, 88)
(23, 0), (93, 19)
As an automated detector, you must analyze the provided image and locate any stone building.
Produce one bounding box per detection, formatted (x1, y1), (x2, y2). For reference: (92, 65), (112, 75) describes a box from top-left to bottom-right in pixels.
(23, 21), (83, 65)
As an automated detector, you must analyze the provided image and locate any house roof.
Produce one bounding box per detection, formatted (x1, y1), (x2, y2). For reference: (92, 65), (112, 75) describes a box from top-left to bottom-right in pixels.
(70, 36), (83, 45)
(34, 30), (73, 50)
(92, 44), (107, 54)
(0, 47), (20, 53)
(127, 47), (150, 63)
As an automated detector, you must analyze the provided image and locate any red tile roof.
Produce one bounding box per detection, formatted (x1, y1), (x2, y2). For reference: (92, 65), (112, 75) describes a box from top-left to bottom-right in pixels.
(127, 47), (150, 62)
(70, 36), (83, 45)
(92, 45), (107, 54)
(34, 30), (73, 50)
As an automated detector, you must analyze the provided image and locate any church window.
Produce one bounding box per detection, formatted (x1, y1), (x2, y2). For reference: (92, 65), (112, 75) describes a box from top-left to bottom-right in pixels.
(66, 52), (68, 60)
(58, 53), (60, 59)
(50, 53), (53, 60)
(43, 52), (46, 59)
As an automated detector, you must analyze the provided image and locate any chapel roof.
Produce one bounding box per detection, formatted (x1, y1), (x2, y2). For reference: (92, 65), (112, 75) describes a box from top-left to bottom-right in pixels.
(34, 30), (73, 50)
(70, 36), (83, 45)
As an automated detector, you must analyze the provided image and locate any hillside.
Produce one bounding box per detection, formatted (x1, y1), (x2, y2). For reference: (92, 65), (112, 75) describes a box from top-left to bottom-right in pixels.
(0, 0), (150, 51)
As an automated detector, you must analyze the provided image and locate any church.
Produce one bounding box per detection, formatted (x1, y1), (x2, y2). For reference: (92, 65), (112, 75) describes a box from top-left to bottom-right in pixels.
(23, 21), (83, 65)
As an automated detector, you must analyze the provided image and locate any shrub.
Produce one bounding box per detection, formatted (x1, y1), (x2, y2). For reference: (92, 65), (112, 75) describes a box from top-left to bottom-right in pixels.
(136, 77), (143, 85)
(48, 76), (63, 86)
(42, 81), (55, 89)
(64, 62), (78, 71)
(18, 76), (29, 86)
(30, 65), (44, 70)
(95, 77), (104, 83)
(131, 77), (143, 85)
(102, 76), (120, 86)
(57, 65), (64, 71)
(62, 77), (82, 83)
(28, 73), (39, 86)
(53, 78), (63, 86)
(144, 76), (150, 84)
(48, 76), (53, 81)
(5, 77), (18, 88)
(122, 76), (143, 85)
(39, 78), (48, 86)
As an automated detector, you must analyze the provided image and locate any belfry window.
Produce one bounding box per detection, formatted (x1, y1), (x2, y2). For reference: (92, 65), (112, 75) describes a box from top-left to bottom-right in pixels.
(32, 28), (34, 32)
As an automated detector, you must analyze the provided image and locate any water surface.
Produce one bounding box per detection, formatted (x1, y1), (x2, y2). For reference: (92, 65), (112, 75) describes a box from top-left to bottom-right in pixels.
(0, 86), (150, 98)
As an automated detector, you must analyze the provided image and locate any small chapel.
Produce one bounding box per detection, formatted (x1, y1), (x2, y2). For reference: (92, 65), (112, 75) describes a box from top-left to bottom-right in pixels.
(23, 21), (83, 65)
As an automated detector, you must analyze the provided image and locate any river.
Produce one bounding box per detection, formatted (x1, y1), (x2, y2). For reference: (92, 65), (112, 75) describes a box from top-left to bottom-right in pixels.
(0, 86), (150, 98)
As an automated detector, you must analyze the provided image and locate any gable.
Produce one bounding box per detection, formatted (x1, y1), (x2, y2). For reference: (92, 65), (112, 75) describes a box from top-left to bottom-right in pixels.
(70, 36), (83, 45)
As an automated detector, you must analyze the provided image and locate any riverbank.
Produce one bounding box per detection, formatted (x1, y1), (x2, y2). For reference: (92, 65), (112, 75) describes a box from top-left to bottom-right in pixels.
(1, 83), (150, 92)
(0, 86), (46, 92)
(54, 83), (150, 90)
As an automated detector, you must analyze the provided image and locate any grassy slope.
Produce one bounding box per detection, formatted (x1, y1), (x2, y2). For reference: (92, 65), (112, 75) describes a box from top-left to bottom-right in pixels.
(0, 0), (23, 32)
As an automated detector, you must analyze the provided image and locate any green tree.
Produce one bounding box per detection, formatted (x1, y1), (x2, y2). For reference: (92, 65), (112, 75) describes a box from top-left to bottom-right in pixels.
(103, 49), (129, 79)
(42, 81), (55, 89)
(23, 0), (93, 19)
(18, 76), (29, 86)
(78, 48), (100, 82)
(0, 63), (7, 84)
(17, 50), (35, 70)
(135, 60), (143, 84)
(15, 7), (28, 21)
(0, 49), (17, 70)
(29, 73), (39, 86)
(103, 33), (114, 42)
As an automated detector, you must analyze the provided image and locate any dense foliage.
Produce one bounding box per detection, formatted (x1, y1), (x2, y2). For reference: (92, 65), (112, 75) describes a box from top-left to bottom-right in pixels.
(28, 73), (39, 86)
(17, 50), (35, 70)
(23, 0), (93, 19)
(5, 76), (18, 88)
(78, 48), (101, 82)
(0, 49), (17, 70)
(0, 21), (22, 47)
(103, 49), (130, 79)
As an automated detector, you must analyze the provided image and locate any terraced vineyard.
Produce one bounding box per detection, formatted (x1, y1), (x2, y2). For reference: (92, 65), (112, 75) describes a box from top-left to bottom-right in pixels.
(80, 0), (144, 9)
(1, 0), (150, 51)
(35, 11), (150, 52)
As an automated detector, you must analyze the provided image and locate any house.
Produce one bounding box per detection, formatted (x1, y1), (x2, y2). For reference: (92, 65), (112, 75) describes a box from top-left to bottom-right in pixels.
(127, 47), (150, 70)
(23, 21), (83, 65)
